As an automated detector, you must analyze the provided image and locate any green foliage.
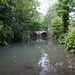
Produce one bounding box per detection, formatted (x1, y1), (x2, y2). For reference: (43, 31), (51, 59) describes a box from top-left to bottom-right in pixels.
(51, 17), (64, 38)
(70, 0), (75, 10)
(43, 0), (75, 53)
(55, 0), (75, 32)
(55, 1), (70, 32)
(58, 33), (67, 44)
(11, 23), (24, 41)
(64, 27), (75, 52)
(0, 0), (41, 45)
(43, 4), (57, 29)
(0, 26), (14, 45)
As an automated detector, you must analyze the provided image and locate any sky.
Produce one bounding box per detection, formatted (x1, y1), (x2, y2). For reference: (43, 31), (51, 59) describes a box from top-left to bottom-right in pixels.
(37, 0), (58, 15)
(37, 0), (75, 19)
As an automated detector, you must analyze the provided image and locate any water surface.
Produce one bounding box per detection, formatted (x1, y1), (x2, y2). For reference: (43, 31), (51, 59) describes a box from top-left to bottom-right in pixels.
(0, 38), (75, 75)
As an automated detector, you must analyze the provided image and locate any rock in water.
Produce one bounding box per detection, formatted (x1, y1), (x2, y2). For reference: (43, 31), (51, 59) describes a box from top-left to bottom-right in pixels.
(25, 64), (34, 69)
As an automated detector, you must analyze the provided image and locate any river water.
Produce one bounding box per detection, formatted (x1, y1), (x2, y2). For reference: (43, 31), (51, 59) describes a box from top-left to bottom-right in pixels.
(0, 38), (75, 75)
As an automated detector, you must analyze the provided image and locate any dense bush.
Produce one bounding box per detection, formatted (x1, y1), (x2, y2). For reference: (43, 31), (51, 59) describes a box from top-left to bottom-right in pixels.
(64, 27), (75, 52)
(58, 33), (67, 44)
(0, 0), (41, 45)
(12, 23), (25, 41)
(51, 17), (64, 39)
(0, 25), (14, 45)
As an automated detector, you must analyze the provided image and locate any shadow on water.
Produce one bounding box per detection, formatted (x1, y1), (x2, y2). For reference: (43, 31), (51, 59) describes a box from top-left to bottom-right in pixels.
(0, 37), (75, 75)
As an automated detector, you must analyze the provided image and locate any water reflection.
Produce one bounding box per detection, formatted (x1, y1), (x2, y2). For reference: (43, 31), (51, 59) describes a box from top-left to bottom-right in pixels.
(66, 53), (75, 69)
(36, 39), (47, 42)
(28, 35), (47, 43)
(0, 38), (75, 75)
(37, 53), (50, 75)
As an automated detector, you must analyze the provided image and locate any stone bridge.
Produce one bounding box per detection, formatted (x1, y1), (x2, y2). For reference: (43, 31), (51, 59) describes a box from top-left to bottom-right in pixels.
(28, 30), (53, 39)
(35, 30), (53, 37)
(35, 31), (47, 35)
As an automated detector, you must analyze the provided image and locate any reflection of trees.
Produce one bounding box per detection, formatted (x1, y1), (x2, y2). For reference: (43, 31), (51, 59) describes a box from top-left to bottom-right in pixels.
(0, 39), (75, 75)
(35, 39), (75, 75)
(48, 50), (75, 75)
(66, 53), (75, 70)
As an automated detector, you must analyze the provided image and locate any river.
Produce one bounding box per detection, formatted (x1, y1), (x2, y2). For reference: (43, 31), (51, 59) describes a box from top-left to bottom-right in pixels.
(0, 38), (75, 75)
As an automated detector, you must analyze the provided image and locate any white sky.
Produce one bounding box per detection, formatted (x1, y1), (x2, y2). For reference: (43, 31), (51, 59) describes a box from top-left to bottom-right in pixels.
(37, 0), (75, 19)
(37, 0), (58, 15)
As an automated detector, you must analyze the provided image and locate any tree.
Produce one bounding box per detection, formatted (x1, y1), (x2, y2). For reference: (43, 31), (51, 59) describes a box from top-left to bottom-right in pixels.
(43, 5), (57, 30)
(55, 0), (75, 32)
(0, 0), (41, 45)
(51, 17), (64, 38)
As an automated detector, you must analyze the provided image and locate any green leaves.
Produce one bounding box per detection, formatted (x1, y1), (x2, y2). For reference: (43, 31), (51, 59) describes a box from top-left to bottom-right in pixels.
(64, 27), (75, 52)
(44, 5), (56, 25)
(0, 0), (41, 44)
(50, 17), (64, 38)
(55, 0), (70, 32)
(0, 26), (14, 45)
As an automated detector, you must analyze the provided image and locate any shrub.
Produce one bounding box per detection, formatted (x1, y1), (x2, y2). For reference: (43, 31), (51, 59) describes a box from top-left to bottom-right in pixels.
(64, 27), (75, 52)
(58, 33), (67, 44)
(12, 23), (25, 41)
(0, 25), (14, 45)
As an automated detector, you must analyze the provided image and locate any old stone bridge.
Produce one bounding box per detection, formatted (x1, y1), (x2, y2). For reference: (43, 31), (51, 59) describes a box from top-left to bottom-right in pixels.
(28, 30), (53, 38)
(35, 31), (47, 36)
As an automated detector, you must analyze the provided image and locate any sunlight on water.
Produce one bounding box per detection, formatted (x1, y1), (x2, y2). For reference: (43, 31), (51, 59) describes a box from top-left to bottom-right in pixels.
(37, 53), (50, 75)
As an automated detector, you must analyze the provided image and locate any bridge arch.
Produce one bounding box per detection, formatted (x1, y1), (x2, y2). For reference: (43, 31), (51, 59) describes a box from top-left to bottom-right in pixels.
(35, 31), (47, 36)
(41, 32), (47, 37)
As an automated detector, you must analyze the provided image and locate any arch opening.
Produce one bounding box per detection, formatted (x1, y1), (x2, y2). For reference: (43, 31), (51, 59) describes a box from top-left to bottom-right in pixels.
(41, 32), (47, 40)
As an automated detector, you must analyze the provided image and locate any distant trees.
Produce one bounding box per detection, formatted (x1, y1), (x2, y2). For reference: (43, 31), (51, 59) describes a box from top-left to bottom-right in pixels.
(43, 5), (57, 30)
